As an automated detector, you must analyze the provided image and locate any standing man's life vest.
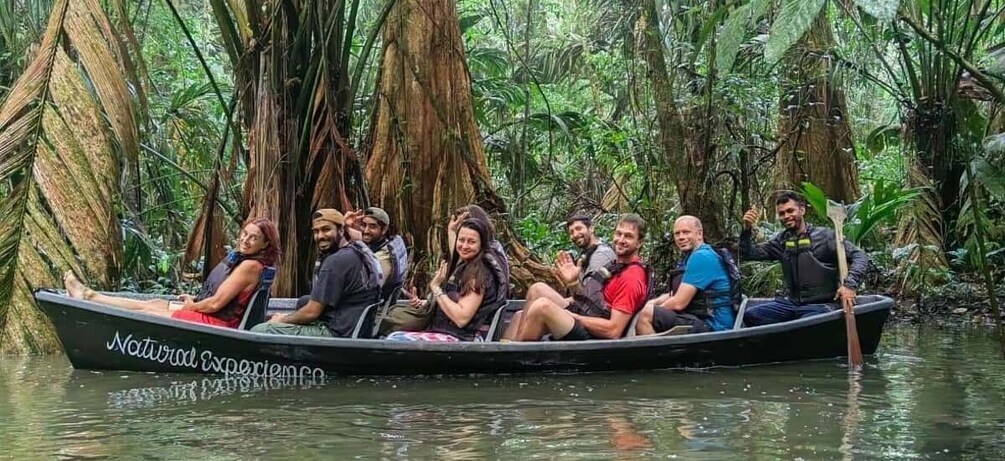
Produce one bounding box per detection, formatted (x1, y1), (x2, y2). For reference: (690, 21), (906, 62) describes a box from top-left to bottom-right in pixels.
(781, 229), (838, 304)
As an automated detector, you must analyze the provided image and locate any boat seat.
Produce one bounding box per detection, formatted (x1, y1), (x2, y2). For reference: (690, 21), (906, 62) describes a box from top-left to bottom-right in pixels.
(483, 300), (524, 342)
(653, 325), (693, 336)
(623, 309), (646, 338)
(733, 295), (749, 330)
(238, 266), (277, 330)
(351, 301), (383, 339)
(370, 286), (404, 338)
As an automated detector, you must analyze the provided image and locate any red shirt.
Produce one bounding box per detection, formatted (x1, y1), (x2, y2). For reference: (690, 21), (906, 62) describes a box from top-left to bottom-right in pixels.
(603, 256), (648, 315)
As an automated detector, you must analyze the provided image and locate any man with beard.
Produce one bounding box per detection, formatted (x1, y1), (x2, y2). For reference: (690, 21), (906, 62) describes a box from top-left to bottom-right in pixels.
(634, 216), (737, 335)
(565, 214), (616, 278)
(346, 207), (409, 299)
(251, 209), (383, 337)
(509, 214), (649, 341)
(740, 191), (868, 326)
(499, 214), (614, 339)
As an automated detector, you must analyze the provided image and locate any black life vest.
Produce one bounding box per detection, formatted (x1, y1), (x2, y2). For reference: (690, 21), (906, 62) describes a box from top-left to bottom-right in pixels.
(781, 227), (838, 304)
(431, 253), (507, 341)
(669, 246), (742, 319)
(569, 259), (651, 319)
(195, 251), (263, 322)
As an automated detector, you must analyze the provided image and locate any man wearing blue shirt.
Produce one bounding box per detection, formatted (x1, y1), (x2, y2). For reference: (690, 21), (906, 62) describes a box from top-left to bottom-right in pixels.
(635, 216), (737, 335)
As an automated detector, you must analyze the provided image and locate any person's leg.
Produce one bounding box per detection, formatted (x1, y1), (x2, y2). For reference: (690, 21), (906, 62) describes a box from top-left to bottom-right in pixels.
(634, 303), (657, 336)
(648, 309), (711, 334)
(793, 303), (835, 319)
(65, 271), (170, 312)
(743, 298), (799, 326)
(515, 298), (577, 341)
(250, 322), (333, 337)
(525, 282), (569, 308)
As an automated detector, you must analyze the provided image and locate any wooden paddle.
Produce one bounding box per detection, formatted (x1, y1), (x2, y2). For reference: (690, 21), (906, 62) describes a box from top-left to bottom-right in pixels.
(826, 201), (864, 369)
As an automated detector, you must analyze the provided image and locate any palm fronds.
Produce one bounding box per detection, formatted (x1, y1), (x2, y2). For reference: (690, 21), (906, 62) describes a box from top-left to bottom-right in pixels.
(0, 0), (136, 353)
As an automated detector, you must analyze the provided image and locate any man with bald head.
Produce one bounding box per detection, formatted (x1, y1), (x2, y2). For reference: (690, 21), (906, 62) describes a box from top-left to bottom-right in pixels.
(635, 215), (737, 335)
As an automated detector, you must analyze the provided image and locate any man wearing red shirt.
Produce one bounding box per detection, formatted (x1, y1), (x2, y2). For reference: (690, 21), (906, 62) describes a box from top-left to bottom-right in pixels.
(512, 214), (649, 341)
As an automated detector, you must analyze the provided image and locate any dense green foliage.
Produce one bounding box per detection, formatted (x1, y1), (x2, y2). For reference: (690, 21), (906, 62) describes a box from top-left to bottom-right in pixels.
(0, 0), (1003, 334)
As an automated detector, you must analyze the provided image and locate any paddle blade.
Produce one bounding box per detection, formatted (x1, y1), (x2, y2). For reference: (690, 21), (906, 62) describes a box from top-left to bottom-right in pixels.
(826, 200), (847, 224)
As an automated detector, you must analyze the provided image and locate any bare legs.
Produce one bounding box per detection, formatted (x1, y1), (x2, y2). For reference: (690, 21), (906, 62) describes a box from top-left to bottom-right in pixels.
(63, 271), (171, 316)
(512, 298), (577, 341)
(633, 303), (657, 336)
(501, 282), (572, 340)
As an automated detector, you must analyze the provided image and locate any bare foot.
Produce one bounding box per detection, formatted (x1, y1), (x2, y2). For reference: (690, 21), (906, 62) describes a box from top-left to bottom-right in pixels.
(63, 271), (93, 300)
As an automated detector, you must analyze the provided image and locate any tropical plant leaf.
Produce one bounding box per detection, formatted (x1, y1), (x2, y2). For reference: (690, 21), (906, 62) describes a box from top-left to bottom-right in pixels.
(715, 0), (770, 72)
(764, 0), (826, 65)
(0, 0), (131, 353)
(801, 181), (830, 222)
(851, 0), (902, 22)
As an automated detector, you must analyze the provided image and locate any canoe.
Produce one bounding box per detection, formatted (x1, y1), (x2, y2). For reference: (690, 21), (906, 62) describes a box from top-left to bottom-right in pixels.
(34, 290), (892, 378)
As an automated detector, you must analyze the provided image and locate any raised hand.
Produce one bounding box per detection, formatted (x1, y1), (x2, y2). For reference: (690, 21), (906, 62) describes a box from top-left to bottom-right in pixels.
(742, 207), (760, 229)
(429, 261), (449, 291)
(555, 251), (581, 285)
(344, 209), (363, 229)
(448, 211), (469, 234)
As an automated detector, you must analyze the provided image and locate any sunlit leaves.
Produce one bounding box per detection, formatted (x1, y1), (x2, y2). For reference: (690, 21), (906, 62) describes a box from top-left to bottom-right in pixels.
(764, 0), (826, 65)
(715, 0), (770, 72)
(851, 0), (902, 21)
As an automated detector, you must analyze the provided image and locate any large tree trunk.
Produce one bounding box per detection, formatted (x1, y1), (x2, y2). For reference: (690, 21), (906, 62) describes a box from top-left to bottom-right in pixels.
(364, 0), (551, 292)
(238, 2), (368, 297)
(775, 12), (860, 203)
(636, 0), (727, 243)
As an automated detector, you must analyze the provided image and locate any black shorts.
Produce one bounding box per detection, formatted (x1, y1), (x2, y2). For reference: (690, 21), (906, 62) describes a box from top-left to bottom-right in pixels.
(555, 319), (598, 341)
(651, 309), (710, 334)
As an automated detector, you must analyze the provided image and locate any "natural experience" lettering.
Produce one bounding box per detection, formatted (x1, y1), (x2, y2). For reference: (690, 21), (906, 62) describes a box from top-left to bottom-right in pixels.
(105, 331), (326, 379)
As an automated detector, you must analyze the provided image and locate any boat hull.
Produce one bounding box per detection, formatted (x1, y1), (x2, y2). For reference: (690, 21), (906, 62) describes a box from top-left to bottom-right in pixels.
(35, 291), (892, 378)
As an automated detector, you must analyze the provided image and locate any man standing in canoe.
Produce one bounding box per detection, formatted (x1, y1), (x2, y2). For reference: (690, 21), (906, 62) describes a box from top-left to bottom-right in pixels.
(251, 208), (383, 337)
(509, 213), (649, 341)
(740, 192), (868, 326)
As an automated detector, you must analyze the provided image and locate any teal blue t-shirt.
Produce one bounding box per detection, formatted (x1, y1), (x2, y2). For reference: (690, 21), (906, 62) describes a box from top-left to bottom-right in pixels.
(681, 244), (735, 331)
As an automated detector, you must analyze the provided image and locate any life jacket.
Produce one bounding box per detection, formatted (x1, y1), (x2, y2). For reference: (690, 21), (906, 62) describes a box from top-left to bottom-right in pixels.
(570, 259), (651, 319)
(669, 246), (742, 319)
(781, 226), (838, 304)
(346, 241), (384, 291)
(372, 235), (409, 299)
(431, 253), (507, 341)
(195, 251), (262, 323)
(387, 235), (409, 287)
(578, 242), (613, 277)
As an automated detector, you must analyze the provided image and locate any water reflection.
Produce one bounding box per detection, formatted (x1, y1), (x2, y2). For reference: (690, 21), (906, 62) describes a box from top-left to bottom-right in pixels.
(2, 325), (1005, 459)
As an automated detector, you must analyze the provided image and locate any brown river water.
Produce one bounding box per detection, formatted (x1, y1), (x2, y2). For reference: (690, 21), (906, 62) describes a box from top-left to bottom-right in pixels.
(1, 324), (1004, 460)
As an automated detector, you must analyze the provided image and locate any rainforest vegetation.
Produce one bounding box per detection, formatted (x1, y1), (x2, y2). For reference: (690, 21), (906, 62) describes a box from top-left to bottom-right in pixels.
(0, 0), (1003, 353)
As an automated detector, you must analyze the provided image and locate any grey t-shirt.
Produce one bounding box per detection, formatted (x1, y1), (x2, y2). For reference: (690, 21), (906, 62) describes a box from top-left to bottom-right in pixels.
(312, 247), (380, 337)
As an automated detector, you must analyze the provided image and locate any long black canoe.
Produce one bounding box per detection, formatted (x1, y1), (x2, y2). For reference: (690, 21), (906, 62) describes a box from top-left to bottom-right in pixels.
(35, 291), (892, 378)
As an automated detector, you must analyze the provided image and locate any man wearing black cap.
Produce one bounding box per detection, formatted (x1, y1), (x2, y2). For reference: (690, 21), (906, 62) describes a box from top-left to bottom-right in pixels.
(251, 208), (383, 337)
